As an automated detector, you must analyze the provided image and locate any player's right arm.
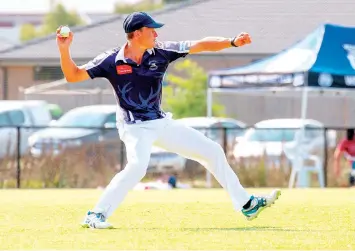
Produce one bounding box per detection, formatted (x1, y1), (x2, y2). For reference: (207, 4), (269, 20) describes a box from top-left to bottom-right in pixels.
(56, 27), (90, 83)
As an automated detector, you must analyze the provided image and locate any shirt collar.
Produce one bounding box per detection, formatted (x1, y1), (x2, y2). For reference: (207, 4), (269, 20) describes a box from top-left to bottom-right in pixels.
(115, 43), (155, 63)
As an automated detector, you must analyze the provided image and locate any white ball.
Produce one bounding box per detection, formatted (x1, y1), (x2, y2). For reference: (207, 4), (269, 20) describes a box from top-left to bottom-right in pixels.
(60, 26), (70, 37)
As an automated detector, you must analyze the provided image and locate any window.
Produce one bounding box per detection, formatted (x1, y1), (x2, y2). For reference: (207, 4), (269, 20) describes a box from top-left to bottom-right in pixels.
(222, 122), (245, 137)
(103, 113), (116, 128)
(0, 112), (11, 127)
(104, 113), (116, 124)
(33, 66), (64, 81)
(304, 125), (323, 139)
(8, 110), (25, 126)
(210, 122), (245, 141)
(245, 128), (297, 142)
(55, 110), (107, 128)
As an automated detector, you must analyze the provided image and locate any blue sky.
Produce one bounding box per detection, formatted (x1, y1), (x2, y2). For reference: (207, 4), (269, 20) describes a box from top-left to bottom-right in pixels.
(0, 0), (140, 13)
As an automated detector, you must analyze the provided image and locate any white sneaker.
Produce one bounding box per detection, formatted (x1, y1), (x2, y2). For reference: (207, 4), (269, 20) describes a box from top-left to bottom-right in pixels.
(81, 209), (113, 229)
(242, 189), (281, 221)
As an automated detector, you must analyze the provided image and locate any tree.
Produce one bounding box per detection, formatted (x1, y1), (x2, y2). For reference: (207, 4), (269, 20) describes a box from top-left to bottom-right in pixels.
(163, 0), (188, 3)
(114, 0), (164, 14)
(163, 59), (225, 118)
(41, 4), (85, 35)
(20, 4), (85, 42)
(20, 24), (37, 42)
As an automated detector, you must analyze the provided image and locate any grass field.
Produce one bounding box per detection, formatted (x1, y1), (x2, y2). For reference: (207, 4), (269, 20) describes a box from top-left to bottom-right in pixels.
(0, 188), (354, 250)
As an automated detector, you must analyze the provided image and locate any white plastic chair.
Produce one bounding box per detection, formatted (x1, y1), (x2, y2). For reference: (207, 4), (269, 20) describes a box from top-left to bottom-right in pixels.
(284, 140), (325, 188)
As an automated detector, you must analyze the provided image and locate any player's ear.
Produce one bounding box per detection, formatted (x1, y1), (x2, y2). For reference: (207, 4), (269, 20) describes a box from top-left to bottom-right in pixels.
(134, 28), (144, 38)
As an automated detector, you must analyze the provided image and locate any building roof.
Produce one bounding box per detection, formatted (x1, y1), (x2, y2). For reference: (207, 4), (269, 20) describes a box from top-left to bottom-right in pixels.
(0, 0), (354, 62)
(0, 12), (117, 25)
(0, 37), (16, 51)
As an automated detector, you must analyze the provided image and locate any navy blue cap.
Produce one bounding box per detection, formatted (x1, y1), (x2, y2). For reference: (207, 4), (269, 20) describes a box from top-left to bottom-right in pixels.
(123, 12), (164, 33)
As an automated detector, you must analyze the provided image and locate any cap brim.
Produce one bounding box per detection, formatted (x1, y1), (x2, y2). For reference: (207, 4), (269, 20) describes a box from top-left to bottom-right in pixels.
(145, 22), (164, 29)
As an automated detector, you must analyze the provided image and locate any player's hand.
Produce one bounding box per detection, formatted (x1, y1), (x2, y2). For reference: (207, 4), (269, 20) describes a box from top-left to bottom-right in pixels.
(234, 32), (252, 47)
(56, 26), (73, 49)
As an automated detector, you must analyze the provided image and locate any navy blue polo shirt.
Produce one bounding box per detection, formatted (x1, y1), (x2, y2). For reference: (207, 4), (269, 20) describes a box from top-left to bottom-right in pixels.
(84, 40), (191, 124)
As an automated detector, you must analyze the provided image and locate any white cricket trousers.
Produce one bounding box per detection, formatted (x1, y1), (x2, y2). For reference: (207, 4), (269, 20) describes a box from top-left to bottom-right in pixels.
(93, 116), (251, 217)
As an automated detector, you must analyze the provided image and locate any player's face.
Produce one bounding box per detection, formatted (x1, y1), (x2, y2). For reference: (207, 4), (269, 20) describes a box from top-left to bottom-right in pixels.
(137, 27), (158, 49)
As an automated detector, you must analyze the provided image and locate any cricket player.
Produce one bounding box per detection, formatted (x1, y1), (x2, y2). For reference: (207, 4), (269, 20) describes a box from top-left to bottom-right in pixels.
(334, 128), (355, 186)
(56, 11), (281, 229)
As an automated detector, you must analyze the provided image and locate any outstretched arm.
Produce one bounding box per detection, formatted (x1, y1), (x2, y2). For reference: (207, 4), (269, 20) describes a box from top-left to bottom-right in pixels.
(189, 32), (251, 54)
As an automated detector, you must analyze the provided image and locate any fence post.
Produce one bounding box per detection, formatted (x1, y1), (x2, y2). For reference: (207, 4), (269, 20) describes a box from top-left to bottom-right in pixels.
(16, 126), (21, 189)
(223, 127), (228, 154)
(120, 140), (125, 171)
(323, 127), (328, 187)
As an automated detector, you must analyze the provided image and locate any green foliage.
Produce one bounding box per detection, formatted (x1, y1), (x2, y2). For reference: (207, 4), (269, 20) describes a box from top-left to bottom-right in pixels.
(114, 0), (164, 14)
(163, 0), (188, 2)
(20, 24), (37, 42)
(163, 59), (225, 118)
(20, 3), (85, 42)
(41, 4), (85, 35)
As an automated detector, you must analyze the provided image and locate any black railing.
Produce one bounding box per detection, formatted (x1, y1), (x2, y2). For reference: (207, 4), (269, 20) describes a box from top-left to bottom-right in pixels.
(0, 125), (350, 189)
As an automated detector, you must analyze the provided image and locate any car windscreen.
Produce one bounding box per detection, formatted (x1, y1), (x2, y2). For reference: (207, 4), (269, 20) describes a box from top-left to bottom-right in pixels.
(244, 128), (297, 142)
(0, 112), (11, 127)
(53, 110), (107, 128)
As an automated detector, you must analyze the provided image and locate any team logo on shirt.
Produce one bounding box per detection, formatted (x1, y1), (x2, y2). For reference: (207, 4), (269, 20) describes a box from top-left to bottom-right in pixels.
(148, 60), (158, 71)
(116, 65), (132, 74)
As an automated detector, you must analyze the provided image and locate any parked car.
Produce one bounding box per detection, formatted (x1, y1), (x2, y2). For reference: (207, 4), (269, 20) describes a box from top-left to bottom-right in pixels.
(28, 105), (118, 157)
(232, 118), (337, 162)
(147, 146), (187, 173)
(0, 100), (52, 158)
(177, 116), (246, 149)
(148, 116), (247, 173)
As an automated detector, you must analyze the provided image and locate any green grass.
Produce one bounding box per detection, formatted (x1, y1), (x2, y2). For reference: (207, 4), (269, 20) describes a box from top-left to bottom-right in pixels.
(0, 188), (354, 250)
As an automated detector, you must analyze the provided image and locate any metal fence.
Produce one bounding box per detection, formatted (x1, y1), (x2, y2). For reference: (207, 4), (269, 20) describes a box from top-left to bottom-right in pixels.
(0, 125), (351, 189)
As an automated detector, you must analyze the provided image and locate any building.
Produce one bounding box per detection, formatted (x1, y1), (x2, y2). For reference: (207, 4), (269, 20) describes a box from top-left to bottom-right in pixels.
(0, 0), (354, 103)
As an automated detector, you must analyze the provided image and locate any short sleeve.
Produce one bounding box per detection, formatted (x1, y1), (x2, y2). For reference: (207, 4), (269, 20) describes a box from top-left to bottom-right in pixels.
(338, 139), (348, 152)
(155, 41), (191, 63)
(81, 50), (114, 79)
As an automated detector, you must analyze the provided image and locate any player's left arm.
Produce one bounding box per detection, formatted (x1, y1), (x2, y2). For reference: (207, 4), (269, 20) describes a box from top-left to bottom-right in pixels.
(333, 140), (346, 177)
(189, 32), (252, 54)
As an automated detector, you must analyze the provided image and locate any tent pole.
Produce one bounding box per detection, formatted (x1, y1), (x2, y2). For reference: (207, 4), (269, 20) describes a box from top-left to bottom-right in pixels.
(206, 88), (212, 188)
(300, 73), (309, 121)
(293, 72), (309, 188)
(296, 72), (309, 187)
(207, 88), (213, 117)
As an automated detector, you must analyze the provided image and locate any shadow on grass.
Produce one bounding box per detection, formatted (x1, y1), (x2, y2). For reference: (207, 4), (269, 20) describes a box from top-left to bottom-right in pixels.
(98, 226), (324, 232)
(174, 226), (305, 232)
